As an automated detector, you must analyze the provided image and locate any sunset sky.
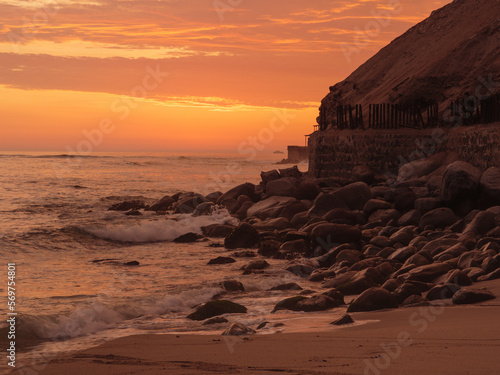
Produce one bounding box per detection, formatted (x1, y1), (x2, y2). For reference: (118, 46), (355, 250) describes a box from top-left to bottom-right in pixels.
(0, 0), (448, 153)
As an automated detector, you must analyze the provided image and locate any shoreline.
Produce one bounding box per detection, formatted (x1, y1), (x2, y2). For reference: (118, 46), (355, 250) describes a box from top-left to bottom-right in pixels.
(12, 278), (500, 375)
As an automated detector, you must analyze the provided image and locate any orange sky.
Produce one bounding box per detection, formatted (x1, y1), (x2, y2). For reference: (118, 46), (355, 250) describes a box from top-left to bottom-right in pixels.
(0, 0), (448, 152)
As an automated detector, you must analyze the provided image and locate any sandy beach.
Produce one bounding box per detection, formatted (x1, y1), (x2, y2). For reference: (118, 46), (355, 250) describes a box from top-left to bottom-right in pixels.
(13, 278), (498, 375)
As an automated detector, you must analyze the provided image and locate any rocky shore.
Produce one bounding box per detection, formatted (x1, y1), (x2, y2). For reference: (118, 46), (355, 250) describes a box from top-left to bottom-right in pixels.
(109, 152), (500, 330)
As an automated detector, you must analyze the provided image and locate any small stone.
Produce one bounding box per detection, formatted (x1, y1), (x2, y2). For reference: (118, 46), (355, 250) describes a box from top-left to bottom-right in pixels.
(330, 314), (355, 326)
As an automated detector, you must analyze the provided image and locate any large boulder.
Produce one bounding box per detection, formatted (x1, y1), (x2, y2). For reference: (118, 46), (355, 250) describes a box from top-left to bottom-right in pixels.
(261, 170), (281, 185)
(347, 287), (398, 312)
(323, 208), (361, 225)
(419, 207), (459, 229)
(272, 296), (308, 312)
(309, 192), (348, 217)
(147, 195), (174, 211)
(252, 217), (291, 231)
(397, 152), (451, 182)
(294, 294), (342, 312)
(280, 200), (309, 221)
(407, 262), (453, 282)
(187, 300), (247, 320)
(441, 161), (481, 204)
(335, 268), (382, 295)
(247, 196), (295, 218)
(363, 199), (392, 216)
(224, 223), (260, 249)
(174, 194), (208, 214)
(480, 167), (500, 206)
(462, 210), (497, 236)
(109, 200), (145, 211)
(202, 224), (235, 238)
(279, 166), (303, 178)
(217, 183), (257, 204)
(398, 210), (422, 226)
(296, 180), (321, 200)
(452, 288), (496, 305)
(330, 182), (371, 211)
(266, 177), (298, 197)
(192, 202), (214, 216)
(426, 284), (461, 300)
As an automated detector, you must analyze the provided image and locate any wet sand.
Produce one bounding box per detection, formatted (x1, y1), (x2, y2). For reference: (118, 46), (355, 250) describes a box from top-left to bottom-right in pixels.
(11, 279), (500, 375)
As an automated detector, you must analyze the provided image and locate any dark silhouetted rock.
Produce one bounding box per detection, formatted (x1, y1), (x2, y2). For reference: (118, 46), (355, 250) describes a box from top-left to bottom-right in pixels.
(363, 199), (392, 216)
(309, 192), (349, 218)
(147, 196), (175, 211)
(247, 196), (295, 218)
(441, 161), (481, 204)
(419, 207), (459, 229)
(258, 239), (281, 257)
(202, 224), (235, 238)
(253, 217), (291, 231)
(124, 261), (140, 266)
(452, 288), (496, 305)
(174, 194), (208, 214)
(261, 169), (281, 185)
(272, 296), (308, 312)
(193, 202), (214, 216)
(217, 183), (257, 204)
(331, 182), (371, 211)
(279, 166), (303, 178)
(426, 284), (461, 300)
(109, 200), (145, 211)
(347, 287), (398, 312)
(477, 268), (500, 282)
(187, 300), (247, 320)
(221, 280), (245, 292)
(323, 208), (360, 225)
(280, 200), (309, 221)
(330, 314), (355, 326)
(173, 232), (199, 243)
(295, 294), (341, 312)
(208, 256), (236, 265)
(407, 262), (452, 282)
(224, 223), (260, 249)
(368, 209), (401, 225)
(286, 264), (315, 277)
(398, 210), (422, 226)
(205, 191), (223, 203)
(414, 197), (441, 214)
(241, 259), (269, 274)
(266, 177), (298, 197)
(296, 180), (321, 200)
(480, 167), (500, 206)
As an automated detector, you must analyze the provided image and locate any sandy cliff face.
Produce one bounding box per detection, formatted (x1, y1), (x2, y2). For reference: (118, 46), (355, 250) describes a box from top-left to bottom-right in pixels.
(318, 0), (500, 127)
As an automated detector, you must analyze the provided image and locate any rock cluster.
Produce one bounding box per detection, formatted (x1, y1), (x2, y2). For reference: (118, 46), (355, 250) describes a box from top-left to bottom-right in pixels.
(110, 159), (499, 322)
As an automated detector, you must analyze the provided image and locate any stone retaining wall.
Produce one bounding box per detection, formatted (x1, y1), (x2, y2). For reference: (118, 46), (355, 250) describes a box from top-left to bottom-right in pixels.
(308, 123), (500, 178)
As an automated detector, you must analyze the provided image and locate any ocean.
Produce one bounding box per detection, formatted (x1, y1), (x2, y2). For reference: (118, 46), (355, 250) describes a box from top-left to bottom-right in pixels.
(0, 152), (354, 374)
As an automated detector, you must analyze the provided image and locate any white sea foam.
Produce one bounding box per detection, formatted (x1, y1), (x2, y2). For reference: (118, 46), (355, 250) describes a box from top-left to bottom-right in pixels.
(85, 209), (238, 242)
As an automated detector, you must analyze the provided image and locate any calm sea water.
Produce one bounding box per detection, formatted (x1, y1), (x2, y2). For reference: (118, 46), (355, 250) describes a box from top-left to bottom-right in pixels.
(0, 152), (349, 374)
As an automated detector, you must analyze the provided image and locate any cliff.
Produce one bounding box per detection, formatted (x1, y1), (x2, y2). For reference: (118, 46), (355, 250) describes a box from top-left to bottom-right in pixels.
(318, 0), (500, 128)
